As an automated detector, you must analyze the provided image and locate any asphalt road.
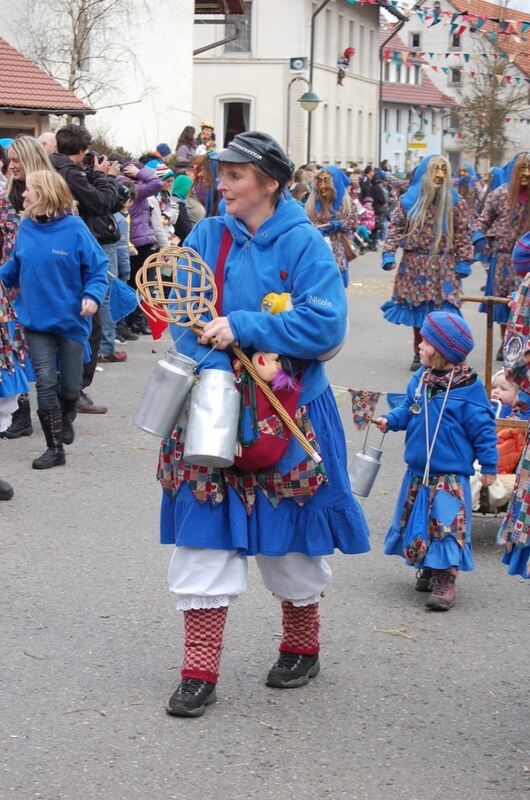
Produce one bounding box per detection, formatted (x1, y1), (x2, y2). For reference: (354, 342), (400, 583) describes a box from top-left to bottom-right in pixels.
(1, 250), (529, 800)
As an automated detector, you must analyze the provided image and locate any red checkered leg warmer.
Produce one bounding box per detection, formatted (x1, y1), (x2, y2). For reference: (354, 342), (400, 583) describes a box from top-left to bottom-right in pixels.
(279, 601), (320, 657)
(181, 607), (228, 685)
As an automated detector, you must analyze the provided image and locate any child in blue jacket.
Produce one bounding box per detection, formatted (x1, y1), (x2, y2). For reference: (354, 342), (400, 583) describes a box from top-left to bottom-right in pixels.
(374, 311), (498, 610)
(0, 169), (108, 470)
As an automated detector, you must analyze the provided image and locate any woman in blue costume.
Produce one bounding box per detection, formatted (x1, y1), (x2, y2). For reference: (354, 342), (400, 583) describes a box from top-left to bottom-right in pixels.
(305, 164), (358, 288)
(159, 131), (370, 718)
(374, 311), (497, 610)
(380, 155), (473, 371)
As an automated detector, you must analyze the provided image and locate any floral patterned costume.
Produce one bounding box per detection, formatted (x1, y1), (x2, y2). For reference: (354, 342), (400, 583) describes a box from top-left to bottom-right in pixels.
(381, 196), (472, 328)
(307, 165), (358, 288)
(474, 185), (528, 324)
(497, 268), (530, 578)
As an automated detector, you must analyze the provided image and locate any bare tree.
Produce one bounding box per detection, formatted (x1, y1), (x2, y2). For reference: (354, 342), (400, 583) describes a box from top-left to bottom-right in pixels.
(456, 53), (529, 168)
(18, 0), (149, 109)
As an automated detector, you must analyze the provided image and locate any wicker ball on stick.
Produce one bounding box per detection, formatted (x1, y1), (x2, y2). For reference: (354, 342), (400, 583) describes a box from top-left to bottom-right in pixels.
(135, 243), (321, 464)
(135, 245), (218, 327)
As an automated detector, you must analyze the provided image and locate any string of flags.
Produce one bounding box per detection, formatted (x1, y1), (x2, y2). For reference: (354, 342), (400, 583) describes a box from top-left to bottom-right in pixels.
(384, 58), (530, 86)
(345, 0), (530, 39)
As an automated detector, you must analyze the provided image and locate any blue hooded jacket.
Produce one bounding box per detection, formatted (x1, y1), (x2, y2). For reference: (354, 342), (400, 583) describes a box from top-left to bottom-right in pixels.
(384, 368), (498, 477)
(0, 215), (108, 344)
(170, 195), (348, 405)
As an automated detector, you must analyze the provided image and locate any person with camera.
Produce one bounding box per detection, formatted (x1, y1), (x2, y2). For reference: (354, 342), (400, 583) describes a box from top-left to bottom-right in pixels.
(51, 125), (124, 409)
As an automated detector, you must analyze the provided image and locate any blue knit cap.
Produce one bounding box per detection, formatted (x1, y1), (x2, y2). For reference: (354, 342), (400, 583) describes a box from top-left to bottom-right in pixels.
(420, 311), (474, 364)
(512, 232), (530, 276)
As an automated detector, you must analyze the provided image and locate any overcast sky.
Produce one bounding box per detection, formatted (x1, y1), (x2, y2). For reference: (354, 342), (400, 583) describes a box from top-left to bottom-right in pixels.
(507, 0), (530, 11)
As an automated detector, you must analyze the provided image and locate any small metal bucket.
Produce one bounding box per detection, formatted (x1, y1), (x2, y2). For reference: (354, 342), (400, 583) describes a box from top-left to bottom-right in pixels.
(349, 429), (385, 498)
(134, 347), (197, 438)
(183, 368), (240, 468)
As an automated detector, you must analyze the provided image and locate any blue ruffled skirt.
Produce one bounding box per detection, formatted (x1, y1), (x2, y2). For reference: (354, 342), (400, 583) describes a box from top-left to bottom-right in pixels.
(500, 545), (530, 579)
(381, 299), (461, 328)
(160, 387), (371, 557)
(478, 255), (510, 324)
(383, 469), (474, 571)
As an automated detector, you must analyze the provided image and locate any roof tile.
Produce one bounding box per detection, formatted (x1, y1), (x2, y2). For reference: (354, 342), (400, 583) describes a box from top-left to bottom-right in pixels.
(0, 37), (91, 113)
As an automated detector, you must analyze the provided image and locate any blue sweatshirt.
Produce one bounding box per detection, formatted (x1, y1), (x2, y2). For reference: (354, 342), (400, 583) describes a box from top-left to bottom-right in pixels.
(384, 368), (498, 477)
(171, 195), (348, 405)
(0, 215), (108, 344)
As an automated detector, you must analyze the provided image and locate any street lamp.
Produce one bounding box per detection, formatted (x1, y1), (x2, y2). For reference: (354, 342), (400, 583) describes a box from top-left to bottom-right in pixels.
(298, 91), (320, 112)
(285, 76), (321, 159)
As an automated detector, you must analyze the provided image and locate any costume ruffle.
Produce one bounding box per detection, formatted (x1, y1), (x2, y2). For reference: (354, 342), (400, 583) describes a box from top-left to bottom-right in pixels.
(160, 387), (371, 557)
(478, 255), (510, 323)
(500, 545), (530, 579)
(383, 469), (474, 572)
(381, 299), (460, 328)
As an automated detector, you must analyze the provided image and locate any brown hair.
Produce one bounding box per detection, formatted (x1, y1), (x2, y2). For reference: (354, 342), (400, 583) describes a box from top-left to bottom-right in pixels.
(23, 170), (78, 220)
(430, 349), (453, 370)
(247, 162), (283, 203)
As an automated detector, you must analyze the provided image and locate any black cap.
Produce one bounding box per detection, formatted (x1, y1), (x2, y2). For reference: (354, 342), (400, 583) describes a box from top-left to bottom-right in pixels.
(215, 131), (293, 186)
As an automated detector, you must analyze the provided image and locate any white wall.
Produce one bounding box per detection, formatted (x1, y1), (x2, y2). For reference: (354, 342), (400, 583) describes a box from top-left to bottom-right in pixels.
(193, 0), (380, 168)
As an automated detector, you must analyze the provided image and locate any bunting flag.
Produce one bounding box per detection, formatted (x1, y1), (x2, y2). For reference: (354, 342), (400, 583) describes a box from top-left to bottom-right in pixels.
(349, 389), (382, 431)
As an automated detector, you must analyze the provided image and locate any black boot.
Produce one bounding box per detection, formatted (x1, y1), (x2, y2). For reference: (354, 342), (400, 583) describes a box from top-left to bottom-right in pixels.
(32, 408), (66, 470)
(129, 308), (150, 336)
(60, 396), (78, 445)
(0, 393), (33, 439)
(0, 479), (14, 500)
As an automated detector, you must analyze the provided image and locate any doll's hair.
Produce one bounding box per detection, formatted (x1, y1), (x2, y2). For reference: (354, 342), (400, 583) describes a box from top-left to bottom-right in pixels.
(23, 170), (78, 219)
(270, 355), (300, 392)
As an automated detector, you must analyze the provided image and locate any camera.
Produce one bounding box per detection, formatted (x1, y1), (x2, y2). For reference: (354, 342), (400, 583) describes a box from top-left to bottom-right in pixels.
(83, 149), (99, 169)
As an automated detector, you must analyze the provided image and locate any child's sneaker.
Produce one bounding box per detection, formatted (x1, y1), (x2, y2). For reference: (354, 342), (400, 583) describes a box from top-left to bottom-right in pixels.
(415, 568), (432, 592)
(425, 571), (456, 611)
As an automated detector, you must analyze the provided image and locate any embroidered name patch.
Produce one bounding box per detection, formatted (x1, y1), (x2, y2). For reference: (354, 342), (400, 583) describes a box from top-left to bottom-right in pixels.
(307, 294), (332, 308)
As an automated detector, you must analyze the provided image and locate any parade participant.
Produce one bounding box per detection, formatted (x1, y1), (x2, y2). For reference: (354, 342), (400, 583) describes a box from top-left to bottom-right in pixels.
(473, 152), (530, 361)
(0, 279), (30, 498)
(0, 135), (51, 439)
(381, 155), (473, 371)
(497, 231), (530, 579)
(195, 122), (216, 155)
(0, 170), (108, 469)
(455, 162), (480, 221)
(159, 130), (370, 718)
(374, 311), (497, 610)
(305, 165), (358, 287)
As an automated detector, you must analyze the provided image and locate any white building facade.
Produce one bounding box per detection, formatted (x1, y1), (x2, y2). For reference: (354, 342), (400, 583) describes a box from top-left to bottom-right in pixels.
(193, 0), (383, 168)
(403, 0), (530, 170)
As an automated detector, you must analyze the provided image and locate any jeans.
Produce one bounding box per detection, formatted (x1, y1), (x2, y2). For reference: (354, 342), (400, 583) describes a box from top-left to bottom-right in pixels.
(99, 243), (118, 356)
(24, 329), (84, 411)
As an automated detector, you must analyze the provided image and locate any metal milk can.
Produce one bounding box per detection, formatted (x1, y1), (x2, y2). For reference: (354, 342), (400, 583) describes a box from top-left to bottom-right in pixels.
(134, 347), (197, 439)
(183, 368), (240, 468)
(349, 429), (385, 498)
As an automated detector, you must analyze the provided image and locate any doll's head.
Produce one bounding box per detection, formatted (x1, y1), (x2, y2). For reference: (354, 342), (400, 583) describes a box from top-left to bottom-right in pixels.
(491, 370), (517, 407)
(251, 352), (300, 391)
(419, 312), (474, 369)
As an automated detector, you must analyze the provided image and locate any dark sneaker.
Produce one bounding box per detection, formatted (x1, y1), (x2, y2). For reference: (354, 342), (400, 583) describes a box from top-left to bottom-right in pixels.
(426, 571), (456, 611)
(415, 568), (432, 592)
(266, 652), (320, 689)
(117, 325), (139, 341)
(409, 353), (421, 371)
(166, 679), (217, 717)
